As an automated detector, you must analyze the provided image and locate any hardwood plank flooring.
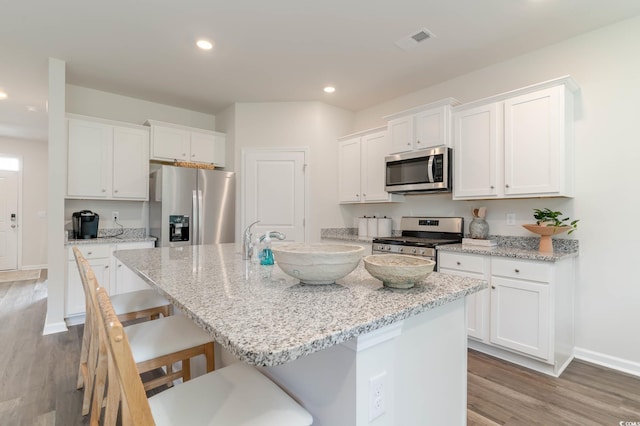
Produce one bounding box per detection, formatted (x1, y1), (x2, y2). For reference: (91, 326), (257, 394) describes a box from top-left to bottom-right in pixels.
(1, 275), (639, 425)
(468, 350), (640, 425)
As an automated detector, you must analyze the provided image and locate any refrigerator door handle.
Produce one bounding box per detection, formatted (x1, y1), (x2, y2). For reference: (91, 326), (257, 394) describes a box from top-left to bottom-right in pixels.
(192, 189), (199, 245)
(197, 189), (204, 245)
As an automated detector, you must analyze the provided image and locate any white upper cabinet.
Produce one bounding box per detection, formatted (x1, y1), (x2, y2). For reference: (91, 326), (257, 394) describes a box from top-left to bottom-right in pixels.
(452, 76), (578, 200)
(67, 116), (149, 200)
(150, 125), (190, 161)
(147, 120), (226, 167)
(338, 128), (404, 204)
(386, 98), (459, 154)
(338, 137), (361, 203)
(112, 127), (150, 199)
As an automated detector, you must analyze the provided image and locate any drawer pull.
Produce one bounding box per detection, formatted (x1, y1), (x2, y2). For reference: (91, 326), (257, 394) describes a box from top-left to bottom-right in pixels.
(491, 285), (496, 289)
(515, 269), (520, 273)
(456, 261), (461, 265)
(87, 251), (92, 255)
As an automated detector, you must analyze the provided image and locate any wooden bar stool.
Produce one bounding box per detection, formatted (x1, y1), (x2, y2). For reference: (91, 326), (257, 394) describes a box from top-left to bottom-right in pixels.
(73, 247), (172, 415)
(73, 248), (215, 416)
(95, 287), (313, 426)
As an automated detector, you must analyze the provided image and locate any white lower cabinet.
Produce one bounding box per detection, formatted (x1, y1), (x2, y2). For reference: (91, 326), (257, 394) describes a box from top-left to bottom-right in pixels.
(438, 251), (575, 376)
(66, 244), (112, 317)
(438, 252), (490, 341)
(66, 241), (155, 319)
(113, 241), (155, 294)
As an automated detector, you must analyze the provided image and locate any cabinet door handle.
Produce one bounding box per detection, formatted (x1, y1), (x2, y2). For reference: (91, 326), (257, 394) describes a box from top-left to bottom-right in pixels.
(456, 261), (461, 265)
(515, 269), (520, 273)
(102, 189), (107, 193)
(114, 189), (118, 193)
(490, 185), (494, 189)
(118, 264), (122, 268)
(505, 184), (510, 188)
(416, 140), (421, 145)
(491, 285), (496, 289)
(362, 193), (366, 197)
(105, 265), (109, 269)
(87, 251), (92, 256)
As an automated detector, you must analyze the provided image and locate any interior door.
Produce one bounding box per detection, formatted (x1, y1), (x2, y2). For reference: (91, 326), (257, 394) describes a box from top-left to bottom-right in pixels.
(243, 149), (307, 242)
(0, 171), (19, 270)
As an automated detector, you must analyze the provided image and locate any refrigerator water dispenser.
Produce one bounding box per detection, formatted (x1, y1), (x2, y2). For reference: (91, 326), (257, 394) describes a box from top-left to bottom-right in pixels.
(169, 215), (190, 242)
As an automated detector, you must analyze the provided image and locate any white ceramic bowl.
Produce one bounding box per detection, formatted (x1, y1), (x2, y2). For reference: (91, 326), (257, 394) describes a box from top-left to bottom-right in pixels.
(271, 243), (365, 285)
(363, 254), (435, 289)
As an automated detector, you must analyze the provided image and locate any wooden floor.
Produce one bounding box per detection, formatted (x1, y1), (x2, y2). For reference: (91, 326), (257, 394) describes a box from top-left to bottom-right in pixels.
(2, 275), (639, 425)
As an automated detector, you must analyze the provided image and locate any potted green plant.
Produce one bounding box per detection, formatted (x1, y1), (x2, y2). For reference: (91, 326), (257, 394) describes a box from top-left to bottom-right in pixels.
(523, 208), (579, 253)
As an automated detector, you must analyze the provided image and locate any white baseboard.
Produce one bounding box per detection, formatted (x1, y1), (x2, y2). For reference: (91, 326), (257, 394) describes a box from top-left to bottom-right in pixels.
(42, 317), (68, 335)
(574, 347), (640, 378)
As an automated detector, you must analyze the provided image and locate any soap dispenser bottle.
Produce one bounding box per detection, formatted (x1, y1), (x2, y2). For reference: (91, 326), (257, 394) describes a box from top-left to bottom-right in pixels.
(260, 233), (274, 266)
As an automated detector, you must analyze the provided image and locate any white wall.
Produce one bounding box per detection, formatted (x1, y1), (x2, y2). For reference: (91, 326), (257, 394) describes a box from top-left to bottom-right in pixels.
(230, 102), (354, 243)
(0, 137), (48, 268)
(66, 85), (216, 129)
(350, 16), (640, 371)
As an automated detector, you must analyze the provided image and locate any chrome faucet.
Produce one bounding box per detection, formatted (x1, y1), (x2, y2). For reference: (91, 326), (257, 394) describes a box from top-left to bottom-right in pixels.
(242, 220), (260, 260)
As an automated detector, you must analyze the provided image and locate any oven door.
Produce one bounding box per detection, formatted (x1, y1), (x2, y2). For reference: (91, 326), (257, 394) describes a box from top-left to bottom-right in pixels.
(385, 146), (451, 193)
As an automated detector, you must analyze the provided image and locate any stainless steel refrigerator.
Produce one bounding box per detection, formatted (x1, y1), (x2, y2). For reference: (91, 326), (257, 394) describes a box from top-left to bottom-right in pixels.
(149, 164), (235, 247)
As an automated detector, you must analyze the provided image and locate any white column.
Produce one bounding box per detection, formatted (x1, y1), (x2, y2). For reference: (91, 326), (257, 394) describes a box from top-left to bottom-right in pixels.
(43, 57), (68, 335)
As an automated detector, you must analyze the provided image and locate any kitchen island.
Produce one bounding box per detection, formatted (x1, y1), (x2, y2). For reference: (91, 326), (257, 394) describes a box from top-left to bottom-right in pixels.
(115, 244), (486, 425)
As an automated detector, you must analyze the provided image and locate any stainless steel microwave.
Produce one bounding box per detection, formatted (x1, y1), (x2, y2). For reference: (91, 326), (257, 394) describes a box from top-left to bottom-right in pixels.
(385, 146), (452, 193)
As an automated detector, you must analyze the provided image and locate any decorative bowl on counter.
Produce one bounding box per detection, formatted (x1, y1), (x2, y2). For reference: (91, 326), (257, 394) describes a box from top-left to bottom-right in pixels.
(363, 254), (435, 289)
(271, 243), (365, 285)
(522, 224), (572, 253)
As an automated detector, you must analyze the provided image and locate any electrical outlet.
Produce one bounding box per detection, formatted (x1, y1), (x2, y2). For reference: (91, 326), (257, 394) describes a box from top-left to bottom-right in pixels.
(112, 211), (119, 222)
(506, 213), (516, 225)
(369, 372), (387, 422)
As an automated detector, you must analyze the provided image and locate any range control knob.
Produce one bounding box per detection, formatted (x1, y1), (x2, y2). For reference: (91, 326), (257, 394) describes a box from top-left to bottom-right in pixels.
(411, 248), (417, 254)
(398, 247), (403, 253)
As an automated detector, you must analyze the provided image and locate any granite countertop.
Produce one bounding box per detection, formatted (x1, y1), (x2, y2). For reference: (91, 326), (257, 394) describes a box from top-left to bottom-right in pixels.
(437, 238), (579, 262)
(65, 227), (156, 246)
(66, 236), (157, 246)
(114, 244), (486, 367)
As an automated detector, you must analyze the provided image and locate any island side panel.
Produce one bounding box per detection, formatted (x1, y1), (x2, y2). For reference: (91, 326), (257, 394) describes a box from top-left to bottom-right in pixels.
(395, 297), (467, 426)
(262, 298), (468, 425)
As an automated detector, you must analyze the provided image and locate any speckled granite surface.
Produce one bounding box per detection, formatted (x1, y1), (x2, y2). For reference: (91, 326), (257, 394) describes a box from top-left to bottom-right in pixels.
(438, 235), (579, 262)
(114, 244), (486, 367)
(66, 228), (156, 246)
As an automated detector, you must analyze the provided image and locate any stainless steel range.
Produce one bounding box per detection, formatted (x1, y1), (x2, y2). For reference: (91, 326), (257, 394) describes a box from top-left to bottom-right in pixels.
(372, 216), (463, 267)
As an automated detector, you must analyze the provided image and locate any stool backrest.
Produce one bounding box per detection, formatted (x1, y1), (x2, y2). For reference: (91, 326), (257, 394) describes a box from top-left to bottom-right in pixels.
(95, 286), (156, 425)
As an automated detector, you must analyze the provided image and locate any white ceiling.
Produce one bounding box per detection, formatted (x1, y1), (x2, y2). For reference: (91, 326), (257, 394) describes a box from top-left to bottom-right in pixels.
(2, 0), (640, 141)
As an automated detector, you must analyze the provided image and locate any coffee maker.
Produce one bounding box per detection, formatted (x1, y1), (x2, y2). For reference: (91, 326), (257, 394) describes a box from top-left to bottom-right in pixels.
(72, 210), (99, 239)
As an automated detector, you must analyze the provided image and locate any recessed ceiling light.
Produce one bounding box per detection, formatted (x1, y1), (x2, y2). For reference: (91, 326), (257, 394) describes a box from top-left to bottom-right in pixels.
(0, 91), (7, 100)
(196, 39), (214, 50)
(323, 86), (336, 93)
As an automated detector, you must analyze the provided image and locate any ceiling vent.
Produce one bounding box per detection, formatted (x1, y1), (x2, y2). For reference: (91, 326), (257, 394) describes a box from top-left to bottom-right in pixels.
(395, 28), (435, 51)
